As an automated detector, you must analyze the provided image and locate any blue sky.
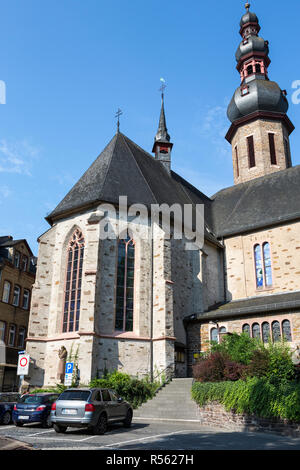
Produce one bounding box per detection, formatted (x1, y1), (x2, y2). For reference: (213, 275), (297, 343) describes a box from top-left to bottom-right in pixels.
(0, 0), (299, 254)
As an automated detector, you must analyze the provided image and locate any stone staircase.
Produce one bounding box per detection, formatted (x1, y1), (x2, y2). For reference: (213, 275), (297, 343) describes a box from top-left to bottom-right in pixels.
(133, 378), (200, 422)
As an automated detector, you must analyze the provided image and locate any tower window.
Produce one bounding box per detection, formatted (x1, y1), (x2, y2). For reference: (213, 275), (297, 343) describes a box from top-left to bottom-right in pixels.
(62, 229), (85, 333)
(247, 65), (253, 75)
(159, 146), (169, 154)
(255, 63), (262, 74)
(235, 146), (239, 177)
(284, 138), (292, 167)
(268, 133), (277, 165)
(115, 235), (135, 332)
(247, 135), (256, 168)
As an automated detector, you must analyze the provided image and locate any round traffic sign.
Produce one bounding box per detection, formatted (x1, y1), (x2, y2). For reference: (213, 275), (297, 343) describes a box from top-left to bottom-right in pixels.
(20, 357), (28, 367)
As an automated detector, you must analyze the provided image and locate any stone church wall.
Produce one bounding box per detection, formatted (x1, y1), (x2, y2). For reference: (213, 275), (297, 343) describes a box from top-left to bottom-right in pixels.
(225, 221), (300, 301)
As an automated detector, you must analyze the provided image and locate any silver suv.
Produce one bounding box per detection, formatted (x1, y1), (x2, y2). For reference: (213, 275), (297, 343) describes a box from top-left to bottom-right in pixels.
(51, 388), (133, 435)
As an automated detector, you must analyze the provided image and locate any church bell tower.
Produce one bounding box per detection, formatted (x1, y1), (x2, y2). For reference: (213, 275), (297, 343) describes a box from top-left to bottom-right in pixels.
(152, 91), (173, 173)
(226, 3), (295, 185)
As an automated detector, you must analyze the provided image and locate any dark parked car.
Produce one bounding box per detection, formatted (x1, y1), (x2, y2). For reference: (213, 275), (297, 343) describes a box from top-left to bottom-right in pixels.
(0, 393), (20, 425)
(51, 388), (133, 434)
(13, 393), (59, 428)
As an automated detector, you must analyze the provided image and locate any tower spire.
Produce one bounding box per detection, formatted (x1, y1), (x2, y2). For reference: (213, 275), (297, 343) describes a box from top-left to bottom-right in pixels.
(225, 5), (294, 185)
(152, 80), (173, 173)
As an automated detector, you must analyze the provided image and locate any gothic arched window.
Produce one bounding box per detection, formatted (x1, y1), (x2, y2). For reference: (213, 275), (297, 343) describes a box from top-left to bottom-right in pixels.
(115, 236), (135, 332)
(272, 321), (281, 342)
(252, 323), (261, 340)
(210, 328), (218, 343)
(242, 324), (250, 336)
(254, 243), (273, 289)
(62, 229), (85, 333)
(262, 322), (271, 343)
(282, 320), (292, 342)
(263, 243), (273, 287)
(254, 245), (263, 288)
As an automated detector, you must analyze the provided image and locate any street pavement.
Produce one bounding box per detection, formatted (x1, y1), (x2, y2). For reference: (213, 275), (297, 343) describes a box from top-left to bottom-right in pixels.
(0, 419), (300, 451)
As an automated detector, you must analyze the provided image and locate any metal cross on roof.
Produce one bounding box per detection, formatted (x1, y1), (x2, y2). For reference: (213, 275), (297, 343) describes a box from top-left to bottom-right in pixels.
(159, 78), (167, 95)
(115, 108), (123, 132)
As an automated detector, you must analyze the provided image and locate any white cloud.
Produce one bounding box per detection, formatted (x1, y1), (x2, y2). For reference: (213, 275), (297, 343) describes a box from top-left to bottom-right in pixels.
(0, 185), (13, 200)
(0, 139), (40, 175)
(192, 102), (232, 159)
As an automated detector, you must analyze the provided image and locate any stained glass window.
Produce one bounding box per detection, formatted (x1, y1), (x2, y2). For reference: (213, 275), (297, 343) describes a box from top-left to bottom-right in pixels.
(242, 324), (250, 336)
(254, 245), (264, 288)
(254, 243), (273, 289)
(252, 323), (261, 339)
(262, 322), (271, 343)
(272, 321), (281, 342)
(263, 243), (273, 287)
(282, 320), (292, 342)
(210, 328), (218, 343)
(115, 236), (135, 332)
(62, 230), (84, 333)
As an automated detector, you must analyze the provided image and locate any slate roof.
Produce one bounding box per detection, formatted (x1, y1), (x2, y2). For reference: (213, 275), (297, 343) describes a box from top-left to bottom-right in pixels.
(46, 132), (300, 243)
(46, 132), (219, 244)
(185, 291), (300, 323)
(210, 164), (300, 238)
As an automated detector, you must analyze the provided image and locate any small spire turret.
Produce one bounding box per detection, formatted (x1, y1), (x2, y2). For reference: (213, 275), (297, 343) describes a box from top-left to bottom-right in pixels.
(152, 81), (173, 173)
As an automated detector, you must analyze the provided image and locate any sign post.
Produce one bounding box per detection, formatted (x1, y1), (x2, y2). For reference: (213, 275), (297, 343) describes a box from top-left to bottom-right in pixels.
(17, 352), (30, 393)
(64, 362), (74, 387)
(17, 353), (30, 376)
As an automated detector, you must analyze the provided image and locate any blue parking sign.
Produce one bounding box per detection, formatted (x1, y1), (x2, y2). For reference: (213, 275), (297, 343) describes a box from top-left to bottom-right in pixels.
(65, 362), (74, 374)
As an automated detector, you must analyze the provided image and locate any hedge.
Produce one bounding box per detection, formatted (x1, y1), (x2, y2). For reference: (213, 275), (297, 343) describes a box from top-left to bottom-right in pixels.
(192, 378), (300, 422)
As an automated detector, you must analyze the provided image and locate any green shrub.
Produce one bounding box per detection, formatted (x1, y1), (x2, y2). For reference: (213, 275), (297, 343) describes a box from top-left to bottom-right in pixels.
(265, 340), (295, 385)
(211, 333), (260, 365)
(90, 371), (160, 409)
(192, 378), (300, 422)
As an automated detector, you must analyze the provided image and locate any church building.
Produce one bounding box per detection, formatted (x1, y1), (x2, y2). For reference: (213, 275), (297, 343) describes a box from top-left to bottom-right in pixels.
(25, 5), (300, 388)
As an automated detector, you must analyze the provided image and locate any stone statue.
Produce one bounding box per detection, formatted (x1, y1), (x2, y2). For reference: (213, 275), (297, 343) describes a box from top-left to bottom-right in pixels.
(57, 346), (68, 383)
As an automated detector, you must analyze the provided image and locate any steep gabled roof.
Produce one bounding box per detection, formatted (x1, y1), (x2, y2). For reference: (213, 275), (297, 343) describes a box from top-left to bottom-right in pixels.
(211, 164), (300, 237)
(46, 132), (218, 244)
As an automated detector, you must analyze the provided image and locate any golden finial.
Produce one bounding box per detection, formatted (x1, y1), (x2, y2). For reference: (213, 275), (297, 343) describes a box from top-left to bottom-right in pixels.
(245, 2), (250, 11)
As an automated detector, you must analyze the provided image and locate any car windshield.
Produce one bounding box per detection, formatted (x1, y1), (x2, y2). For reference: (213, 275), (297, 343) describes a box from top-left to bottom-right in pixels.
(18, 395), (45, 404)
(58, 390), (91, 401)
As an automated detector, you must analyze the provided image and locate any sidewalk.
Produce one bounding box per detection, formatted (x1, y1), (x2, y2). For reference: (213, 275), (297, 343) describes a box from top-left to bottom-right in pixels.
(0, 436), (35, 451)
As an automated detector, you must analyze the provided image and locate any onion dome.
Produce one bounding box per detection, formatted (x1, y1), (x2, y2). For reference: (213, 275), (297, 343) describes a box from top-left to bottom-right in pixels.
(235, 36), (269, 63)
(240, 9), (258, 28)
(227, 79), (288, 123)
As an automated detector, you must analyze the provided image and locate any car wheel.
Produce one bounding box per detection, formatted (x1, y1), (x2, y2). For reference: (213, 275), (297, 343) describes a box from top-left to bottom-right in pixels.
(93, 413), (107, 435)
(2, 411), (11, 425)
(123, 409), (133, 428)
(42, 414), (53, 429)
(53, 424), (67, 433)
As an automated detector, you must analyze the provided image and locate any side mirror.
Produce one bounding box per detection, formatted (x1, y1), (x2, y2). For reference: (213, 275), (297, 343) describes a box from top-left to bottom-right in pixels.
(117, 397), (123, 403)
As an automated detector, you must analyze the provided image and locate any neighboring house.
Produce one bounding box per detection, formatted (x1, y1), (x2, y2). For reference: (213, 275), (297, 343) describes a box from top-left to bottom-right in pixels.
(25, 5), (300, 388)
(0, 236), (36, 391)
